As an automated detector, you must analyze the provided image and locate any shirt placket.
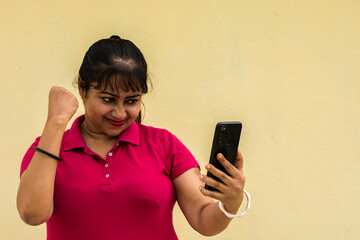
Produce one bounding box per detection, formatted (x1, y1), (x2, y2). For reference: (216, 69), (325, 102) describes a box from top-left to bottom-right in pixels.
(104, 143), (119, 188)
(104, 152), (113, 186)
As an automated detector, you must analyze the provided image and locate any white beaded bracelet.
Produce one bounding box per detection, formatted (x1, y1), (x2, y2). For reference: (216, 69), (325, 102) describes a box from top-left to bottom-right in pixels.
(218, 189), (251, 218)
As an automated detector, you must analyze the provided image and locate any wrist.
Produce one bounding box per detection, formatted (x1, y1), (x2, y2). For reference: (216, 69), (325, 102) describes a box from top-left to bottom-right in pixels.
(41, 117), (68, 141)
(222, 201), (242, 215)
(218, 189), (251, 218)
(45, 116), (69, 129)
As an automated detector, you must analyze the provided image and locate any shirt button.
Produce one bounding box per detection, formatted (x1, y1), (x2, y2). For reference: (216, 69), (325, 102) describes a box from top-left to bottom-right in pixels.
(105, 164), (108, 168)
(108, 152), (113, 157)
(106, 174), (110, 178)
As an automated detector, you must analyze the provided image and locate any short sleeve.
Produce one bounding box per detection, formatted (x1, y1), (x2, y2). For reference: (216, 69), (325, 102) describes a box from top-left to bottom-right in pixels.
(20, 137), (41, 177)
(168, 132), (200, 180)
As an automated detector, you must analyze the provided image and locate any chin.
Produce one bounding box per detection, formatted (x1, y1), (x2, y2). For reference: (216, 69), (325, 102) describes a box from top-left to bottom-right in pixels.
(106, 129), (124, 137)
(107, 125), (128, 136)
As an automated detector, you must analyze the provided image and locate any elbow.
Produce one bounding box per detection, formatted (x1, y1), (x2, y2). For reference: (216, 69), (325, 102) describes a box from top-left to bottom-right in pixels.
(19, 211), (47, 226)
(17, 202), (52, 226)
(17, 194), (53, 225)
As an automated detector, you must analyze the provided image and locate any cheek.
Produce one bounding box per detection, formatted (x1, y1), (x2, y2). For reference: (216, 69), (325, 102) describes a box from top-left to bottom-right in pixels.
(129, 105), (141, 119)
(93, 105), (104, 115)
(87, 103), (108, 118)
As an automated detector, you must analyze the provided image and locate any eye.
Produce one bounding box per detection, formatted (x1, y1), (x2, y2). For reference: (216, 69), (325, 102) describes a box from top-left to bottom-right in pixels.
(102, 97), (115, 103)
(126, 99), (139, 104)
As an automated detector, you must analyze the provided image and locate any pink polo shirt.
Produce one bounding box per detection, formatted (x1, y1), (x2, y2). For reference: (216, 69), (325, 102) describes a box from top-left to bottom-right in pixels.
(21, 115), (199, 240)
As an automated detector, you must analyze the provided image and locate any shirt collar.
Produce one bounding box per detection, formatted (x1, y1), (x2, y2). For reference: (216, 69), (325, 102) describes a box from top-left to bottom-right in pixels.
(63, 115), (87, 151)
(116, 120), (140, 146)
(63, 115), (139, 151)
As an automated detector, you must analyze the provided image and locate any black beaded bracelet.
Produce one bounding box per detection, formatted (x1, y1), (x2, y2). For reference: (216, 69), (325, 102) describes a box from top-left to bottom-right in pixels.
(33, 147), (62, 161)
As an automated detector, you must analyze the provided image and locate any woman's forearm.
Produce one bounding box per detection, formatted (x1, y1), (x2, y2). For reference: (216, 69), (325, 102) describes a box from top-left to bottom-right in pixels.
(194, 201), (233, 236)
(17, 119), (67, 225)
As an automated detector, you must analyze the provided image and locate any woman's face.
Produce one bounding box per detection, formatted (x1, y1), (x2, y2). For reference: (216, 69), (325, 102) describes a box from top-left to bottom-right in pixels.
(80, 83), (142, 138)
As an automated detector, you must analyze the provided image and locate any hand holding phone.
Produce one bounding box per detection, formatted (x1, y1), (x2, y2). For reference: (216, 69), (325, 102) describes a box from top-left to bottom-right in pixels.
(205, 122), (242, 191)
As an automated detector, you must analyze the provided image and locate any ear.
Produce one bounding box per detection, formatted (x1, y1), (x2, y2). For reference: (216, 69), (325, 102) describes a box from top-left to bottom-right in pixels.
(78, 77), (86, 100)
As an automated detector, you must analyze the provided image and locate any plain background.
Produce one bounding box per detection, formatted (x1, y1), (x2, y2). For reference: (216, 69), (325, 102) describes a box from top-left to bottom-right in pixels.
(1, 0), (360, 239)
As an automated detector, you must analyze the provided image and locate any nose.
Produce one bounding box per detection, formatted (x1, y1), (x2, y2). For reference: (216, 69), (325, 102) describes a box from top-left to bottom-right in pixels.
(111, 103), (126, 119)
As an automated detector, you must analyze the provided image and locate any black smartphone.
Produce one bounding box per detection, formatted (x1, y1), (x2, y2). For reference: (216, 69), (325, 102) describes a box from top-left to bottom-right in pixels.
(205, 122), (242, 191)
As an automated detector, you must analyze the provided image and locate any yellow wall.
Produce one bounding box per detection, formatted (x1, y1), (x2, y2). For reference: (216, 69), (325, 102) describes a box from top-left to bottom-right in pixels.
(1, 0), (359, 239)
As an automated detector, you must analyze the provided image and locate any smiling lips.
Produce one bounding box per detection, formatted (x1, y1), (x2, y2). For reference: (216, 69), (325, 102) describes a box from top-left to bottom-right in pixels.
(107, 118), (125, 126)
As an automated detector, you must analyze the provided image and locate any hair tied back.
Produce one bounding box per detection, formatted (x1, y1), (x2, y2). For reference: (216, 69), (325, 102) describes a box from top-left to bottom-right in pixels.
(110, 35), (121, 40)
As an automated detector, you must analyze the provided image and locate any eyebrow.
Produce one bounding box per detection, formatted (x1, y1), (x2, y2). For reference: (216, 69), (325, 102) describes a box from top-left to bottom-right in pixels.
(100, 91), (141, 99)
(125, 94), (142, 99)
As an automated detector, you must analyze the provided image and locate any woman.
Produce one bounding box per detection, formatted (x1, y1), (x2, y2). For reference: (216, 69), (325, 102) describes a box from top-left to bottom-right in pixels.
(17, 35), (248, 240)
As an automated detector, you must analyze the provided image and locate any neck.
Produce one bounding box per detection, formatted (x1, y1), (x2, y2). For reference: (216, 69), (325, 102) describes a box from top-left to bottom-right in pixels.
(80, 120), (116, 144)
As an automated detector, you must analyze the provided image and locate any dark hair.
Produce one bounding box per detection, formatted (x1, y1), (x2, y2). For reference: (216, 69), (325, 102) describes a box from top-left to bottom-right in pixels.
(78, 35), (149, 123)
